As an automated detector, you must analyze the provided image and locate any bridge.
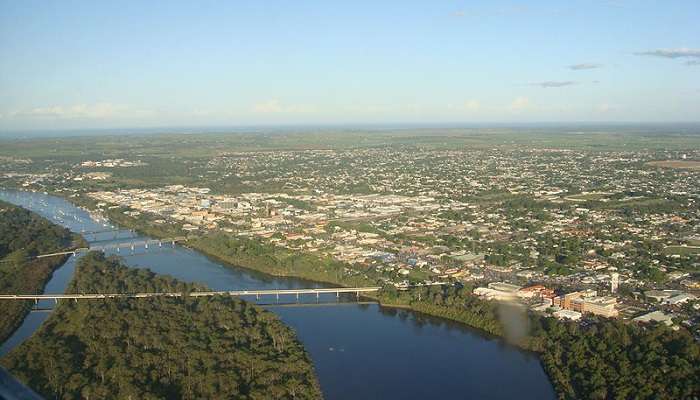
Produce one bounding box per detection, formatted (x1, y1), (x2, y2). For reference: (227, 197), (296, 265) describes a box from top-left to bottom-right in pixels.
(0, 287), (382, 302)
(35, 248), (89, 259)
(78, 228), (133, 241)
(1, 237), (188, 264)
(10, 237), (188, 261)
(79, 228), (125, 235)
(88, 237), (187, 252)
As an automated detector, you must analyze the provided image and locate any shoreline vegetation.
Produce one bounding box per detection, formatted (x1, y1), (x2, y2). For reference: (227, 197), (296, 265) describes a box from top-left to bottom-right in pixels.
(0, 200), (80, 344)
(79, 195), (700, 399)
(1, 252), (323, 400)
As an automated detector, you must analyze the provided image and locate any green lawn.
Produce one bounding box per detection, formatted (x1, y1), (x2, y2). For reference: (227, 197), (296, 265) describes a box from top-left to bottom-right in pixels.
(663, 245), (700, 256)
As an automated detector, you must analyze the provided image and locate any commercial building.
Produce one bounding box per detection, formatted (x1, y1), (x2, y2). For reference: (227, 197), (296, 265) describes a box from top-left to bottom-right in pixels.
(610, 272), (619, 293)
(517, 285), (556, 303)
(553, 290), (618, 318)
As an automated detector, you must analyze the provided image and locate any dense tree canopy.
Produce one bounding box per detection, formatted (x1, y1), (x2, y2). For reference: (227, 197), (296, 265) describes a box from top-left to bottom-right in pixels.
(0, 201), (75, 343)
(191, 233), (379, 287)
(533, 316), (699, 400)
(2, 252), (322, 400)
(0, 200), (73, 259)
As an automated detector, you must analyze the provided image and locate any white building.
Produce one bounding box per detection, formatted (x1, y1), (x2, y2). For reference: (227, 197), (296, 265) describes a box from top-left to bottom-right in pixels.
(473, 287), (517, 301)
(633, 311), (674, 326)
(553, 309), (582, 321)
(664, 293), (696, 305)
(610, 272), (619, 293)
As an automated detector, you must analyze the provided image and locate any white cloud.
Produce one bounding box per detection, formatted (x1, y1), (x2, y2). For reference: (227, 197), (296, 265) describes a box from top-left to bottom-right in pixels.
(463, 100), (480, 111)
(568, 63), (602, 70)
(598, 103), (613, 113)
(635, 48), (700, 59)
(1, 103), (152, 120)
(252, 99), (316, 114)
(635, 48), (700, 66)
(448, 100), (480, 112)
(532, 81), (576, 88)
(509, 97), (532, 112)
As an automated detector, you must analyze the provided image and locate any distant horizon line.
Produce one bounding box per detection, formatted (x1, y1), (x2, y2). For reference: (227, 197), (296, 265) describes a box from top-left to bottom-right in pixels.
(2, 120), (700, 138)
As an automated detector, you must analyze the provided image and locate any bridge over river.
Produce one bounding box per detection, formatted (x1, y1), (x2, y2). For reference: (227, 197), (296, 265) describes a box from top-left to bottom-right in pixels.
(0, 287), (382, 302)
(0, 236), (189, 262)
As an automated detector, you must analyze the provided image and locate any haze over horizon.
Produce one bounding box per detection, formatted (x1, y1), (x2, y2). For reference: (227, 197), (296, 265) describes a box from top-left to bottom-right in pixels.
(1, 0), (699, 131)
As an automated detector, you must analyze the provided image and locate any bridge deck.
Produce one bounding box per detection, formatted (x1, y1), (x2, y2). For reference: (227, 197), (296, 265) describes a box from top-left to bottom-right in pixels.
(32, 237), (188, 258)
(0, 287), (382, 300)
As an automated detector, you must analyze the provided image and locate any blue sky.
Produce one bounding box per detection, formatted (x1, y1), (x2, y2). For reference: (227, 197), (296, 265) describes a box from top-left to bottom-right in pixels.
(1, 0), (699, 130)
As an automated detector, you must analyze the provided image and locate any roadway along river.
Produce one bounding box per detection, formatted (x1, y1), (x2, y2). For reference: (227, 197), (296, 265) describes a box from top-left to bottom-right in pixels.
(0, 189), (555, 400)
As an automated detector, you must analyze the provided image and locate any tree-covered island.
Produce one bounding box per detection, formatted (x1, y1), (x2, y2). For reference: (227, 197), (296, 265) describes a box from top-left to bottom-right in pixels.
(1, 252), (322, 400)
(0, 201), (78, 343)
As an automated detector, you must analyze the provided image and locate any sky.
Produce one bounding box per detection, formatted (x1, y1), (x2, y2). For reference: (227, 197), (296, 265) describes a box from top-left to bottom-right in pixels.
(1, 0), (699, 131)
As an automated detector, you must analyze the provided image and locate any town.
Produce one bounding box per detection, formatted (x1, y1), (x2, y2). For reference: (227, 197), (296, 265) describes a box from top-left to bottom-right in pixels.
(2, 136), (697, 338)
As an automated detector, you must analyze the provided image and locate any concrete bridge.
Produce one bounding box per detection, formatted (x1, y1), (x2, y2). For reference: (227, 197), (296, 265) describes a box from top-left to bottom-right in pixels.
(79, 228), (125, 235)
(26, 237), (188, 260)
(0, 287), (382, 302)
(35, 248), (89, 258)
(78, 228), (136, 242)
(88, 237), (187, 252)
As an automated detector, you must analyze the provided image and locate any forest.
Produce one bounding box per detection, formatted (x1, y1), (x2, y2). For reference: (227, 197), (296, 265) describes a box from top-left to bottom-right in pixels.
(0, 201), (75, 343)
(0, 200), (74, 258)
(1, 252), (322, 400)
(381, 285), (700, 400)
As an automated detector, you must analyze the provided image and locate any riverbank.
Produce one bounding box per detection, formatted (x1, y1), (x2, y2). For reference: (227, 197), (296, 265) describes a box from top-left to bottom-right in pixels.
(0, 255), (70, 344)
(74, 200), (530, 350)
(61, 194), (700, 399)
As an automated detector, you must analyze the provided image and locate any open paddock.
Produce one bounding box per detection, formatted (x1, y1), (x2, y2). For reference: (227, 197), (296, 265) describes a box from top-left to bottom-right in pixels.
(646, 160), (700, 170)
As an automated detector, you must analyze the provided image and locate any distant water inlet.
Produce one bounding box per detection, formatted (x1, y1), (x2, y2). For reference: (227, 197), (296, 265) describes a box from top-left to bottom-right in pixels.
(0, 189), (556, 400)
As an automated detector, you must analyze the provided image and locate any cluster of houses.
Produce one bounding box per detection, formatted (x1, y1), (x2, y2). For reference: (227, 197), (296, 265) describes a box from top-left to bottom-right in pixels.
(79, 159), (147, 168)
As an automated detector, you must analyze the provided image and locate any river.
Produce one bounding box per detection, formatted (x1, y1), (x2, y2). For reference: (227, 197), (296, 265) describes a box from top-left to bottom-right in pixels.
(0, 189), (555, 399)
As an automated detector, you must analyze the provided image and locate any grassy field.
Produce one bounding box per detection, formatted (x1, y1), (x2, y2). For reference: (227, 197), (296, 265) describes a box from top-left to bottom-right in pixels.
(2, 128), (700, 161)
(646, 160), (700, 170)
(663, 245), (700, 256)
(564, 192), (611, 202)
